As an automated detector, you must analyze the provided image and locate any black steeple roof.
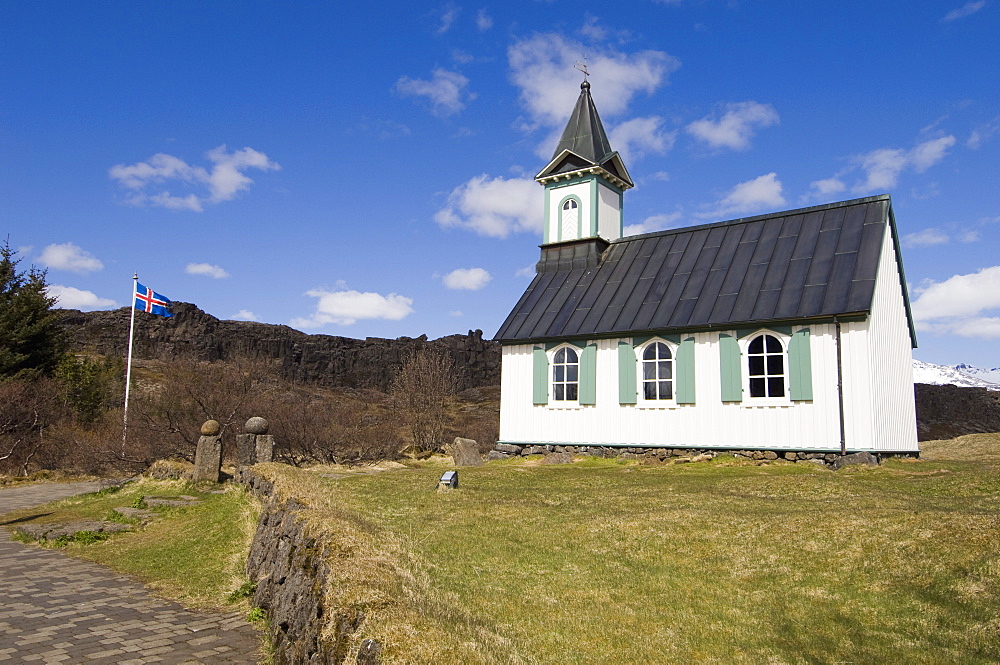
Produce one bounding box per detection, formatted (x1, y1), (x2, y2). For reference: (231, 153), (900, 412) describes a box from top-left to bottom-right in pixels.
(535, 81), (633, 189)
(551, 80), (615, 164)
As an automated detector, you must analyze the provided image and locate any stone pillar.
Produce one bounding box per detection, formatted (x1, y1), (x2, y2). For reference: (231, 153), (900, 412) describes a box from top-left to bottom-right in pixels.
(237, 416), (272, 467)
(192, 420), (223, 482)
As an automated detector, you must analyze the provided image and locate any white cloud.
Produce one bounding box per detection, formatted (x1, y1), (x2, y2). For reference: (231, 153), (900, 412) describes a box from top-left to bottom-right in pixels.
(229, 309), (259, 321)
(515, 265), (536, 278)
(853, 136), (955, 193)
(395, 69), (472, 117)
(909, 136), (957, 171)
(806, 177), (847, 200)
(442, 267), (492, 290)
(435, 174), (543, 238)
(437, 5), (458, 34)
(475, 9), (492, 31)
(685, 101), (779, 151)
(203, 145), (280, 203)
(186, 262), (230, 279)
(148, 191), (203, 211)
(942, 1), (987, 21)
(580, 16), (608, 41)
(644, 171), (670, 182)
(609, 117), (676, 162)
(624, 212), (683, 236)
(38, 243), (104, 274)
(46, 285), (116, 311)
(959, 230), (981, 243)
(855, 148), (908, 192)
(912, 266), (1000, 338)
(967, 116), (1000, 148)
(109, 145), (280, 212)
(700, 173), (786, 219)
(903, 228), (950, 248)
(508, 33), (679, 130)
(292, 288), (415, 328)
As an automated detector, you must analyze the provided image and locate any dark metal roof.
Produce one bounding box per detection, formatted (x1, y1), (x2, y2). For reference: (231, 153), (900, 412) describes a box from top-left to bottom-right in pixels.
(495, 195), (916, 343)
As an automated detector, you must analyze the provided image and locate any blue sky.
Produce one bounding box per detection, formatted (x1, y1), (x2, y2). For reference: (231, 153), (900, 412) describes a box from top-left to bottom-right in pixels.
(3, 1), (999, 368)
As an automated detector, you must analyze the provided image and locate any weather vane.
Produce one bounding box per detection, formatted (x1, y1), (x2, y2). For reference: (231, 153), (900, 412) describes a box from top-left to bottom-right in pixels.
(574, 57), (589, 80)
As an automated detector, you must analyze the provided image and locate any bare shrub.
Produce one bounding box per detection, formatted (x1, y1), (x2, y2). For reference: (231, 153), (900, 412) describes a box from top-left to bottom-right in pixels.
(390, 350), (458, 451)
(129, 356), (276, 463)
(0, 378), (66, 476)
(269, 389), (400, 465)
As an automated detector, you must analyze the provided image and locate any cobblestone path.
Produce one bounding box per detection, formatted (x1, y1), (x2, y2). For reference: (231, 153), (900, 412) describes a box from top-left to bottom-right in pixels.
(0, 482), (261, 664)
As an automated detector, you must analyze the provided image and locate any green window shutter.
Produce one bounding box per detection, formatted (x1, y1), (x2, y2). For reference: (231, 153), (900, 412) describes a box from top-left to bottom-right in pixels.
(532, 348), (548, 404)
(579, 343), (597, 405)
(676, 337), (696, 404)
(618, 342), (637, 404)
(788, 328), (813, 400)
(719, 334), (742, 402)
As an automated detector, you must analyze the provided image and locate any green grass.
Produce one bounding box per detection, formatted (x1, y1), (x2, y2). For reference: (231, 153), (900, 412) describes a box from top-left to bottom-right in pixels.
(1, 478), (261, 611)
(254, 435), (1000, 664)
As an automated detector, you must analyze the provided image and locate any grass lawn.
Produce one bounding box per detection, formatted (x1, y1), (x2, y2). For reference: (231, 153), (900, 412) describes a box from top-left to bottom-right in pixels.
(3, 435), (998, 664)
(255, 434), (1000, 664)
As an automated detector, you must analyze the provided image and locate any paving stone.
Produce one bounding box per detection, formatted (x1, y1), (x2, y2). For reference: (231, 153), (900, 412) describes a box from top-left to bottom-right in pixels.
(0, 482), (261, 664)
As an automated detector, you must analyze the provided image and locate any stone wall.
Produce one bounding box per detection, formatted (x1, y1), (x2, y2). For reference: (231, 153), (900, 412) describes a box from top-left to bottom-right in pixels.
(60, 303), (500, 391)
(488, 443), (898, 466)
(241, 468), (362, 665)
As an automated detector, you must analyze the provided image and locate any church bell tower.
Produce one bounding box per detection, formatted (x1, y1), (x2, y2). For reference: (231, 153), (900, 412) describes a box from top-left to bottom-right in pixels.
(535, 79), (634, 252)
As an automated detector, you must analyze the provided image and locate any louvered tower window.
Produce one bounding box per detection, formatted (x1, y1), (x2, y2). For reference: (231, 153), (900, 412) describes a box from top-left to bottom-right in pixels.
(560, 199), (578, 239)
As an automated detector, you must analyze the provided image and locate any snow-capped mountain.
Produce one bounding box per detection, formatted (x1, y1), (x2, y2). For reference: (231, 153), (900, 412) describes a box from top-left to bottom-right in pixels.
(913, 360), (1000, 390)
(952, 363), (1000, 385)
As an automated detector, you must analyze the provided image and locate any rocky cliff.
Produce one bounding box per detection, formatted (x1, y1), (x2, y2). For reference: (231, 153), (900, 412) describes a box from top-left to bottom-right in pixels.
(914, 382), (1000, 441)
(60, 303), (500, 391)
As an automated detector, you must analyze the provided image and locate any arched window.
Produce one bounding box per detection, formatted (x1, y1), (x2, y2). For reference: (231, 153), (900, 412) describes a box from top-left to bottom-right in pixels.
(747, 334), (785, 398)
(552, 346), (579, 401)
(641, 342), (673, 400)
(560, 198), (579, 239)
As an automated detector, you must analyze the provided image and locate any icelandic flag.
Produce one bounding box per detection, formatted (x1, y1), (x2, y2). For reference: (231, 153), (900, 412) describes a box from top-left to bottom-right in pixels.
(134, 282), (172, 317)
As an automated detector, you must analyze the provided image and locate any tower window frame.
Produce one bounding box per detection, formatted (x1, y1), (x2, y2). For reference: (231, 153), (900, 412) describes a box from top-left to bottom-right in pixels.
(557, 194), (582, 241)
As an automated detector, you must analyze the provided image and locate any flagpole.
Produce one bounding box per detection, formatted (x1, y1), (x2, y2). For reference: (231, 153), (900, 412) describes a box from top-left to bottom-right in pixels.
(122, 273), (138, 452)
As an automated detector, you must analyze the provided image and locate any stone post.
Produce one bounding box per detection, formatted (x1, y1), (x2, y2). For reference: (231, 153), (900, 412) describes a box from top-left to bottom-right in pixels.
(192, 420), (223, 482)
(237, 416), (272, 467)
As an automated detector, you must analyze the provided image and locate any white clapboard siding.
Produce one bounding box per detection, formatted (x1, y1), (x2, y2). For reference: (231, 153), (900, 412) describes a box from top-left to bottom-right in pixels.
(841, 223), (918, 452)
(501, 324), (856, 451)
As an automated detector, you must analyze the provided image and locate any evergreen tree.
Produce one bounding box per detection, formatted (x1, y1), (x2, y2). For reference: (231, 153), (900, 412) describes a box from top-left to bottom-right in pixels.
(0, 241), (67, 379)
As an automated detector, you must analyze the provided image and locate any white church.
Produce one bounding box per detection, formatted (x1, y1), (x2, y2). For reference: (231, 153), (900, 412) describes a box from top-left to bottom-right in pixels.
(495, 80), (919, 456)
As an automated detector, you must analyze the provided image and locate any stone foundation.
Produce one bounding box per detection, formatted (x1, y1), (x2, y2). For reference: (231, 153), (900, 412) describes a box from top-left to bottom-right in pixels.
(490, 443), (915, 466)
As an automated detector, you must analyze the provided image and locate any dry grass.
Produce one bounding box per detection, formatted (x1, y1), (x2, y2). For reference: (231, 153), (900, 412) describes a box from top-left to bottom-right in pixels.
(253, 434), (1000, 664)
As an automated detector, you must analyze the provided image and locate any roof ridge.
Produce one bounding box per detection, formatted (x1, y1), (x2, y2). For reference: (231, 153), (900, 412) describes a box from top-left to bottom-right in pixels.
(614, 194), (892, 243)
